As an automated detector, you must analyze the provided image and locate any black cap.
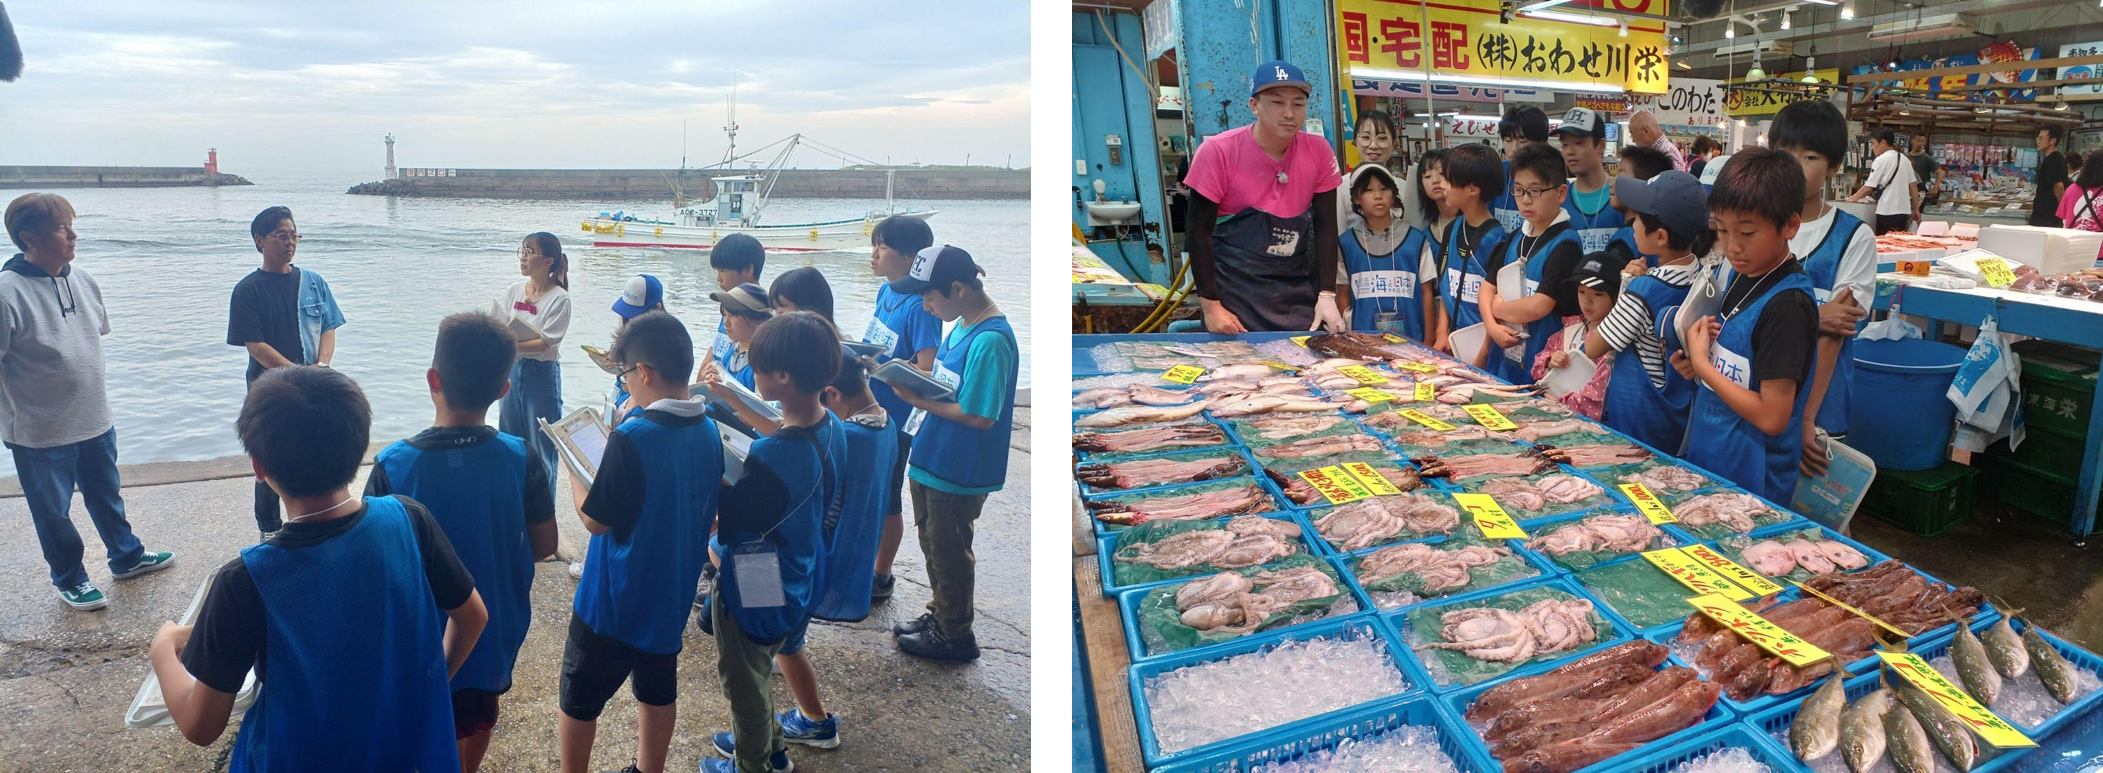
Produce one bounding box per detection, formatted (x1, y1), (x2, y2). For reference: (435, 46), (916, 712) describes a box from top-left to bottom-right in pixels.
(888, 245), (984, 294)
(1569, 252), (1626, 296)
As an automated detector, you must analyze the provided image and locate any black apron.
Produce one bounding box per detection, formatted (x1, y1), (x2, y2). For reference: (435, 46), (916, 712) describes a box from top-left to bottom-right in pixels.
(1212, 207), (1317, 332)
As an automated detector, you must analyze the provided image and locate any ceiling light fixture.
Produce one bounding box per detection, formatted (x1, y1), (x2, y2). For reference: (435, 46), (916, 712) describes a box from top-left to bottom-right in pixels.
(1619, 20), (1629, 37)
(1780, 11), (1791, 29)
(1748, 62), (1767, 80)
(1841, 2), (1855, 19)
(1522, 9), (1621, 26)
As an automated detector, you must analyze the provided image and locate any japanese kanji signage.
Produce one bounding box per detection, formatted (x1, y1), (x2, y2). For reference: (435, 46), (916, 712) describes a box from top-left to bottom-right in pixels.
(1849, 43), (2047, 101)
(1644, 548), (1755, 601)
(1687, 593), (1831, 666)
(1879, 652), (2036, 748)
(1626, 77), (1726, 128)
(1725, 69), (1840, 116)
(2062, 42), (2102, 97)
(1338, 0), (1670, 94)
(1300, 466), (1373, 505)
(1350, 79), (1553, 103)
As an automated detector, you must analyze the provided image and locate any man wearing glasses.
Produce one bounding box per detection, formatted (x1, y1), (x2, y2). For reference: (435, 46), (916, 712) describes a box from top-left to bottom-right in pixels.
(226, 206), (345, 538)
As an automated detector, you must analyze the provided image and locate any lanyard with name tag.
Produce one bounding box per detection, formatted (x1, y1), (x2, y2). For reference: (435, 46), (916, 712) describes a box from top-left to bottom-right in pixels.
(862, 316), (901, 354)
(729, 541), (786, 608)
(905, 360), (962, 436)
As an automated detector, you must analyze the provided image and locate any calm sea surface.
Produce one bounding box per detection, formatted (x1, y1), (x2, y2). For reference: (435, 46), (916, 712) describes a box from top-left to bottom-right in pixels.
(0, 172), (1029, 475)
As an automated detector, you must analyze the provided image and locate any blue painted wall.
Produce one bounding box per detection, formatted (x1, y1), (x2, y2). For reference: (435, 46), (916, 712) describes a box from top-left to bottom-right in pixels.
(1175, 0), (1338, 147)
(1073, 10), (1167, 283)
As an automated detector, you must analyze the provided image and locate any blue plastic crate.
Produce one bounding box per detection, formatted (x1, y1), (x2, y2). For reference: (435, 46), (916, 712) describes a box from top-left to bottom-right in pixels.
(1655, 486), (1812, 542)
(1743, 668), (2035, 773)
(1085, 476), (1290, 540)
(1128, 614), (1431, 768)
(1440, 660), (1736, 773)
(1515, 506), (1702, 572)
(1339, 532), (1567, 614)
(1869, 616), (2103, 743)
(1118, 554), (1377, 663)
(1096, 510), (1320, 596)
(1385, 575), (1638, 692)
(1151, 696), (1497, 773)
(1295, 488), (1477, 553)
(1073, 415), (1239, 463)
(1639, 598), (1976, 717)
(1603, 724), (1801, 773)
(1573, 557), (1749, 638)
(1076, 446), (1263, 498)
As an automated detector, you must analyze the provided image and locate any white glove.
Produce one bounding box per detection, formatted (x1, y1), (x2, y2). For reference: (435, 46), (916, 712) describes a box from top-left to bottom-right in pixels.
(1310, 292), (1348, 333)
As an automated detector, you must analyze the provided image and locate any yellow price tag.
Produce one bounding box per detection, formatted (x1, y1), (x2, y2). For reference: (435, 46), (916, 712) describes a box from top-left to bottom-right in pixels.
(1344, 387), (1397, 404)
(1291, 336), (1311, 347)
(1162, 365), (1204, 384)
(1414, 382), (1436, 402)
(1383, 333), (1408, 343)
(1879, 651), (2036, 749)
(1336, 365), (1389, 384)
(1462, 404), (1519, 431)
(1452, 492), (1527, 539)
(1687, 593), (1832, 667)
(1396, 360), (1439, 373)
(1298, 466), (1372, 505)
(1397, 408), (1455, 431)
(1975, 257), (2017, 288)
(1680, 544), (1783, 597)
(1643, 548), (1754, 601)
(1618, 483), (1678, 524)
(1341, 462), (1403, 497)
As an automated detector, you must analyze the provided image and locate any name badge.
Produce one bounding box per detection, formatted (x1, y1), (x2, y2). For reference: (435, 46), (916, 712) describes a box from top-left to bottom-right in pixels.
(1448, 267), (1482, 304)
(1709, 341), (1752, 388)
(1580, 228), (1613, 254)
(1350, 270), (1416, 299)
(861, 316), (900, 354)
(712, 329), (734, 360)
(729, 541), (785, 608)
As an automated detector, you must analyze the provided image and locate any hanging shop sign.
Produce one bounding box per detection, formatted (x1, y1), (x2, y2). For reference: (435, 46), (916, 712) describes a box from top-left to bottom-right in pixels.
(1575, 94), (1629, 114)
(1350, 79), (1554, 103)
(1847, 43), (2046, 101)
(1725, 69), (1840, 117)
(1142, 0), (1176, 61)
(1445, 114), (1505, 138)
(1627, 77), (1726, 128)
(2062, 41), (2103, 97)
(1338, 0), (1671, 94)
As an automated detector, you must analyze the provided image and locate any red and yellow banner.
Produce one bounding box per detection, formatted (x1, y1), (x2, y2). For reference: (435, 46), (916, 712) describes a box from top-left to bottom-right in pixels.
(1339, 0), (1670, 94)
(1724, 69), (1840, 116)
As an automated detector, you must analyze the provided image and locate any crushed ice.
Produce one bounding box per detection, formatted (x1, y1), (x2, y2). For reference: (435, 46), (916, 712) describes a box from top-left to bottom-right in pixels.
(1669, 747), (1774, 773)
(1251, 724), (1459, 773)
(1145, 633), (1408, 753)
(1927, 652), (2100, 729)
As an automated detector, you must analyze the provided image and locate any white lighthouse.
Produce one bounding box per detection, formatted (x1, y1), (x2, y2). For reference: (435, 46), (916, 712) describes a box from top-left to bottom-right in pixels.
(384, 134), (397, 180)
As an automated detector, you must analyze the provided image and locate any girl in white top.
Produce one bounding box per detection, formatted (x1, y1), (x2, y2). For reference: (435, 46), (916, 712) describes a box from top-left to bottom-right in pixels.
(492, 232), (571, 499)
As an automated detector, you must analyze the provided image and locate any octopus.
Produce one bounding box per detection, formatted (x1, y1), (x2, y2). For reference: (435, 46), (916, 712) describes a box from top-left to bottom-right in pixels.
(1313, 494), (1464, 551)
(1738, 537), (1869, 576)
(1176, 565), (1342, 633)
(1618, 465), (1709, 493)
(1116, 515), (1303, 570)
(1508, 419), (1599, 443)
(1252, 433), (1387, 459)
(1524, 514), (1665, 556)
(1355, 542), (1512, 592)
(1417, 598), (1600, 663)
(1474, 474), (1602, 513)
(1673, 492), (1779, 535)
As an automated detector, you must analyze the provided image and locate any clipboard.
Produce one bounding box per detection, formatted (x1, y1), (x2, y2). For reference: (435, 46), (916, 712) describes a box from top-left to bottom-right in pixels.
(127, 575), (259, 727)
(705, 375), (784, 424)
(539, 407), (610, 487)
(1497, 262), (1527, 302)
(1670, 262), (1727, 347)
(842, 340), (889, 359)
(507, 314), (546, 343)
(719, 423), (756, 484)
(580, 344), (618, 375)
(869, 360), (957, 402)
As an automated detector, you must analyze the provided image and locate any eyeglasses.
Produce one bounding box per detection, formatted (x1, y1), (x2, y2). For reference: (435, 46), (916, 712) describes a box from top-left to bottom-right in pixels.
(1511, 184), (1565, 201)
(269, 230), (302, 242)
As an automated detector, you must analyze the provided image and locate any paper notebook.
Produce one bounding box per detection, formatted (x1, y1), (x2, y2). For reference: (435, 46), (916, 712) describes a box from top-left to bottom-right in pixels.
(540, 407), (609, 487)
(869, 360), (957, 402)
(127, 575), (259, 728)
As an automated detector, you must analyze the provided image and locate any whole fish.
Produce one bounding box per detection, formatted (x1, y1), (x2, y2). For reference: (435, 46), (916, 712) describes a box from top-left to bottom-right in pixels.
(1130, 385), (1201, 406)
(1840, 689), (1893, 773)
(1792, 671), (1847, 761)
(1883, 700), (1935, 773)
(1198, 363), (1281, 382)
(1984, 616), (2030, 679)
(1575, 679), (1721, 745)
(1072, 387), (1130, 409)
(1467, 641), (1670, 721)
(1503, 742), (1641, 773)
(1073, 401), (1210, 428)
(1951, 622), (2002, 705)
(1889, 670), (1980, 771)
(2024, 624), (2082, 704)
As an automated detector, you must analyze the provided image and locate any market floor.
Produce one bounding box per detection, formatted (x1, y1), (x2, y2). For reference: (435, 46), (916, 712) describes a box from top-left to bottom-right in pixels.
(0, 408), (1031, 772)
(1851, 498), (2103, 651)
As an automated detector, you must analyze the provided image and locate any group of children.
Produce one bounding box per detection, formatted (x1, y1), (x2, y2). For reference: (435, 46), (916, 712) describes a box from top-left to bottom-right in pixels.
(1333, 99), (1876, 506)
(146, 215), (1017, 773)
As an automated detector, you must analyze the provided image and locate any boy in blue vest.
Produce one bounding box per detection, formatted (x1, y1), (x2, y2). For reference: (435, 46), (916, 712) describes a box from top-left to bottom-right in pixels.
(1437, 144), (1508, 367)
(707, 234), (766, 379)
(1552, 108), (1626, 255)
(884, 245), (1017, 662)
(1603, 145), (1673, 272)
(1585, 170), (1713, 453)
(1493, 105), (1549, 233)
(1768, 100), (1874, 481)
(561, 310), (722, 773)
(363, 312), (558, 772)
(1672, 147), (1821, 502)
(1335, 164), (1437, 341)
(148, 365), (488, 771)
(863, 216), (941, 603)
(703, 311), (847, 773)
(1482, 142), (1585, 384)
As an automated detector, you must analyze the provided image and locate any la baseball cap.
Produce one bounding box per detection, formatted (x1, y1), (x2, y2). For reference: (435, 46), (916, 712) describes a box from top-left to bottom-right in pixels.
(1569, 252), (1626, 296)
(709, 282), (773, 317)
(1552, 107), (1607, 140)
(1251, 60), (1311, 98)
(1614, 170), (1709, 242)
(611, 274), (664, 318)
(889, 244), (985, 295)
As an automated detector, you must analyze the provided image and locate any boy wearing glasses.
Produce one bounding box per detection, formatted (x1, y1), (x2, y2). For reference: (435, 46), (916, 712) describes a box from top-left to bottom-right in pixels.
(1481, 142), (1585, 384)
(227, 205), (345, 539)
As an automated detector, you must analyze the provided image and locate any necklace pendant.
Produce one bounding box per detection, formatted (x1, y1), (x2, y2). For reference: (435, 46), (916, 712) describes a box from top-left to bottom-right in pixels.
(1276, 171), (1289, 185)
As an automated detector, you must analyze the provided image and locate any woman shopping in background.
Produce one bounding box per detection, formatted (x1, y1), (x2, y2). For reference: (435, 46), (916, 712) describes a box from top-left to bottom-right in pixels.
(493, 232), (571, 500)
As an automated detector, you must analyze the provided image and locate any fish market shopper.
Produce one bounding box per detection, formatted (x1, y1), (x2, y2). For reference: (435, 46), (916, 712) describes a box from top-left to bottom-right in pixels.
(227, 206), (345, 539)
(2, 193), (175, 610)
(1437, 144), (1510, 367)
(491, 232), (571, 504)
(1532, 253), (1624, 419)
(1183, 60), (1347, 334)
(1492, 105), (1550, 232)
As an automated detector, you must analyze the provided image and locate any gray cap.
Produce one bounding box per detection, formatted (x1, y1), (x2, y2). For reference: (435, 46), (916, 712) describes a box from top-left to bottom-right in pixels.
(1614, 170), (1708, 242)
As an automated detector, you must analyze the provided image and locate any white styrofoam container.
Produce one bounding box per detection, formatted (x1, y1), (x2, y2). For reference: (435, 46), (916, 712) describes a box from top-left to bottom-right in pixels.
(1976, 224), (2103, 275)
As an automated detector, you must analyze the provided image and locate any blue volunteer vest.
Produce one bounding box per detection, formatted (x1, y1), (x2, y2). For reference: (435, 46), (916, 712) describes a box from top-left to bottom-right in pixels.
(1497, 225), (1585, 383)
(1491, 161), (1524, 233)
(574, 412), (722, 654)
(1798, 208), (1870, 436)
(1603, 273), (1697, 452)
(230, 496), (457, 773)
(710, 318), (734, 368)
(911, 316), (1018, 490)
(1611, 225), (1658, 269)
(724, 347), (756, 390)
(1442, 218), (1509, 332)
(1341, 225), (1431, 339)
(864, 285), (934, 424)
(717, 416), (841, 638)
(1684, 269), (1817, 503)
(809, 416), (897, 622)
(373, 434), (534, 695)
(1564, 186), (1626, 254)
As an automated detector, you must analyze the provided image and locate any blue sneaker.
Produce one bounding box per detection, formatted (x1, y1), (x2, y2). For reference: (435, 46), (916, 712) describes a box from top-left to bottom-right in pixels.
(708, 733), (793, 772)
(777, 709), (839, 749)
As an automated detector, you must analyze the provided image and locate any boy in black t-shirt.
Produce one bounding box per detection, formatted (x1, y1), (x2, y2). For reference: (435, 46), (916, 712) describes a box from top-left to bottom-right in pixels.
(227, 206), (345, 538)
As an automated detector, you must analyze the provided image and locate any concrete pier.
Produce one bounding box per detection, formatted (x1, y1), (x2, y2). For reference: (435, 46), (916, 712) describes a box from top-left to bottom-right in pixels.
(347, 166), (1026, 200)
(0, 166), (252, 189)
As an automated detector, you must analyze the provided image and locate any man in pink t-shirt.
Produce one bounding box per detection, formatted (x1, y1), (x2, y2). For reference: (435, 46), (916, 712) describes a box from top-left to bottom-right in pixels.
(1182, 60), (1347, 334)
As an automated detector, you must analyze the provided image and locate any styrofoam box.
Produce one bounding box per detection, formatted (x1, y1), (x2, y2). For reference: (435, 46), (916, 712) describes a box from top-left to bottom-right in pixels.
(1977, 225), (2103, 275)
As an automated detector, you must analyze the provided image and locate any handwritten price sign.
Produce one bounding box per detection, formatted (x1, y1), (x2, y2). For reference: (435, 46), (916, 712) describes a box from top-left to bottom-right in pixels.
(1974, 257), (2017, 288)
(1341, 462), (1404, 496)
(1414, 382), (1437, 401)
(1398, 408), (1456, 431)
(1162, 365), (1204, 384)
(1644, 548), (1755, 601)
(1337, 365), (1390, 385)
(1396, 360), (1439, 373)
(1617, 482), (1678, 524)
(1879, 652), (2036, 748)
(1462, 404), (1519, 431)
(1299, 466), (1373, 505)
(1453, 492), (1528, 539)
(1680, 544), (1783, 597)
(1345, 387), (1398, 404)
(1687, 593), (1831, 667)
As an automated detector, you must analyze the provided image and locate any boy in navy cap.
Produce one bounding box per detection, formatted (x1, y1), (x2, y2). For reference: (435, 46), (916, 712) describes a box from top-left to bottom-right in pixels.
(882, 245), (1016, 662)
(1584, 170), (1714, 452)
(609, 274), (666, 423)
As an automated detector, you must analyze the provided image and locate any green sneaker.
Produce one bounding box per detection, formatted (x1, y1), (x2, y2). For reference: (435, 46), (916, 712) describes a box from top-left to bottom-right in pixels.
(112, 551), (175, 580)
(60, 582), (108, 611)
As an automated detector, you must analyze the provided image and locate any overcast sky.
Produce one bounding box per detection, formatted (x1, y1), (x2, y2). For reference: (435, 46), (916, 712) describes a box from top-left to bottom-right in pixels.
(0, 1), (1029, 177)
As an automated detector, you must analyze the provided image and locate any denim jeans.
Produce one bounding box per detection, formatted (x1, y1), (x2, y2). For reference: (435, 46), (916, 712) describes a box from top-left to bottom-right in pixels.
(501, 357), (563, 500)
(10, 428), (145, 589)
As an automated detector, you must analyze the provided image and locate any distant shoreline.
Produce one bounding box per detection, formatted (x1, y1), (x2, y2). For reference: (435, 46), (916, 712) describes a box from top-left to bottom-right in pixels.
(0, 166), (252, 188)
(347, 166), (1028, 200)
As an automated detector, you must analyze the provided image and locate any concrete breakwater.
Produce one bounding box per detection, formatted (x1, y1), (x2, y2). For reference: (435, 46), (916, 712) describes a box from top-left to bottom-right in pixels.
(0, 165), (253, 189)
(347, 165), (1026, 200)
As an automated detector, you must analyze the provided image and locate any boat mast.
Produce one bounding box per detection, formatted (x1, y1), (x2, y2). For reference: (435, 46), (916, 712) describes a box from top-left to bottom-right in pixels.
(886, 168), (895, 213)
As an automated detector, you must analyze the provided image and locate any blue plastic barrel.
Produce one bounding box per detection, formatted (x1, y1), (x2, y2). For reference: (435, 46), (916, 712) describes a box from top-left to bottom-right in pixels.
(1848, 338), (1968, 471)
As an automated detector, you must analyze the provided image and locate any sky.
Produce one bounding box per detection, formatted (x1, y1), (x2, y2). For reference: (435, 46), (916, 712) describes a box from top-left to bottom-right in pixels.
(0, 1), (1030, 178)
